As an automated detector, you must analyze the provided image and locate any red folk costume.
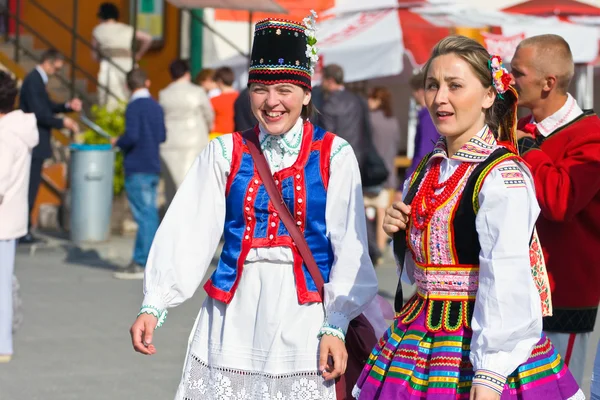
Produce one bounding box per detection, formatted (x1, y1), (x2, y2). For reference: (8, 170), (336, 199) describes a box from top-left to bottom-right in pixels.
(517, 93), (600, 384)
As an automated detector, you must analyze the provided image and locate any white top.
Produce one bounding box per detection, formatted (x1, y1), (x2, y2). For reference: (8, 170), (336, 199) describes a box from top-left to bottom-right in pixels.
(0, 111), (39, 241)
(92, 22), (134, 54)
(401, 125), (543, 378)
(529, 93), (583, 137)
(142, 117), (378, 334)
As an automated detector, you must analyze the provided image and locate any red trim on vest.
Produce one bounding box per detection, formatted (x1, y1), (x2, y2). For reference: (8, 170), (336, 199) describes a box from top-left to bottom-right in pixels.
(320, 132), (335, 190)
(226, 132), (245, 196)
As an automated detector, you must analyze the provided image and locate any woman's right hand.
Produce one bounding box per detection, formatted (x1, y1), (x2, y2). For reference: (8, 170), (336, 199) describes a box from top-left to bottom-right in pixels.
(130, 314), (158, 355)
(383, 202), (411, 237)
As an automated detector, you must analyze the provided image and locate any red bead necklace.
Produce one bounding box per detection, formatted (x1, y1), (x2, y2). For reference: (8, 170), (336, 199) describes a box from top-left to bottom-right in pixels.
(411, 159), (470, 230)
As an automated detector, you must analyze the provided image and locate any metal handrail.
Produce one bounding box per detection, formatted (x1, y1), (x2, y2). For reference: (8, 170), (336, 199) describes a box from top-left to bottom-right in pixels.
(1, 5), (123, 104)
(185, 9), (249, 58)
(28, 0), (128, 75)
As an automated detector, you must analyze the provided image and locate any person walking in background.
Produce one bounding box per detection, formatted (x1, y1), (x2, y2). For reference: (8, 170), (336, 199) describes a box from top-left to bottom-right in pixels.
(159, 59), (213, 209)
(320, 64), (367, 162)
(195, 68), (221, 98)
(92, 2), (152, 111)
(19, 49), (81, 244)
(0, 71), (39, 363)
(111, 69), (166, 280)
(209, 67), (238, 139)
(405, 71), (439, 178)
(233, 86), (257, 132)
(513, 34), (600, 387)
(592, 340), (600, 400)
(364, 87), (401, 254)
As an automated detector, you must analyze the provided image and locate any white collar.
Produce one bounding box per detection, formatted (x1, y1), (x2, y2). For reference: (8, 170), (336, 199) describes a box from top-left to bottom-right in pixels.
(129, 88), (151, 103)
(531, 93), (583, 137)
(258, 117), (304, 155)
(35, 66), (48, 85)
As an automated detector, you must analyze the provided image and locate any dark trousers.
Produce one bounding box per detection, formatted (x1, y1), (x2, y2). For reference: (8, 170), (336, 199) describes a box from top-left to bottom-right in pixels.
(27, 157), (44, 230)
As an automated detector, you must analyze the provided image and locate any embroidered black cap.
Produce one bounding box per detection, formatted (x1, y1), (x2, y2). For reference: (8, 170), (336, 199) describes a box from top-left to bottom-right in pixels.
(248, 19), (314, 90)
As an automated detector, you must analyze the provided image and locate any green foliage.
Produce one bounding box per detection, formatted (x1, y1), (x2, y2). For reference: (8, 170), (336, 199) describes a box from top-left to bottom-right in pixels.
(81, 104), (126, 195)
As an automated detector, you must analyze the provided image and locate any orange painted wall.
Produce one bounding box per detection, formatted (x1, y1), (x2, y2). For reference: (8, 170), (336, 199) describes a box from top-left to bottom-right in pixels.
(215, 0), (335, 22)
(19, 0), (180, 98)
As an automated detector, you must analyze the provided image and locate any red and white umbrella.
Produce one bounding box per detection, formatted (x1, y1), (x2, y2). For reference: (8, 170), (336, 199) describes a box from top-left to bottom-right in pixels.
(315, 1), (600, 83)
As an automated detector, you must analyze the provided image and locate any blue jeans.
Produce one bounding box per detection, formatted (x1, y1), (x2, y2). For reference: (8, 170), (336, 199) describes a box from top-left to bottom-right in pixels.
(125, 174), (159, 267)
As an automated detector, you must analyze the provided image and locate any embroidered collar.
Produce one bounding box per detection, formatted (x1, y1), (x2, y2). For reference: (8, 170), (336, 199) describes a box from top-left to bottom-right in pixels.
(258, 117), (304, 156)
(430, 125), (497, 163)
(529, 93), (583, 137)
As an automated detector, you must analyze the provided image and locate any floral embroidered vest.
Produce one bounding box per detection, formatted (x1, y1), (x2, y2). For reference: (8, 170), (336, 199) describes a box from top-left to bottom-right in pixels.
(203, 122), (336, 305)
(397, 148), (517, 332)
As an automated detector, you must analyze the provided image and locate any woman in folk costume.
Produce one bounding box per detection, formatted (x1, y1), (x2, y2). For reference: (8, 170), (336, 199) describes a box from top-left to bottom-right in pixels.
(128, 11), (381, 400)
(354, 36), (583, 400)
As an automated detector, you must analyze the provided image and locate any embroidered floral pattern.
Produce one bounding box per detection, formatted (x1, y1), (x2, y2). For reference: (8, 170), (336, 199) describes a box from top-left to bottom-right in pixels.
(182, 354), (335, 400)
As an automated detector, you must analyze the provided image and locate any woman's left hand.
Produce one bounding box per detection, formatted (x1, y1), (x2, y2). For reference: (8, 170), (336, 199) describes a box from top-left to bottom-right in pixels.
(470, 386), (501, 400)
(318, 334), (348, 381)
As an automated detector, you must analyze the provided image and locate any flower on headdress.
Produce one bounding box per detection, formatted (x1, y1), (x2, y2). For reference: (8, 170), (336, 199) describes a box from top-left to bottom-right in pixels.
(488, 54), (510, 97)
(278, 58), (284, 65)
(303, 10), (319, 74)
(276, 28), (281, 35)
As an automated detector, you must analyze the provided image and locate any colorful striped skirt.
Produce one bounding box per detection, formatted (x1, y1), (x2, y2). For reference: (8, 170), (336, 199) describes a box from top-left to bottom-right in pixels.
(354, 298), (583, 399)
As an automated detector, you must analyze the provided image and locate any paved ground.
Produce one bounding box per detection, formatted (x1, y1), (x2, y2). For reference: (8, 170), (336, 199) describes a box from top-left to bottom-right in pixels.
(0, 234), (597, 399)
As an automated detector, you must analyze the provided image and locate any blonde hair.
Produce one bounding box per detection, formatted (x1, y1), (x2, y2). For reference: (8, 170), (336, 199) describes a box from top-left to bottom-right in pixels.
(516, 34), (574, 94)
(422, 35), (516, 142)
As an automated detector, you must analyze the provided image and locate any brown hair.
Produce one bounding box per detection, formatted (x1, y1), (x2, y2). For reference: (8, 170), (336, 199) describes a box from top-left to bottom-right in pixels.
(214, 67), (235, 87)
(422, 35), (516, 142)
(194, 68), (215, 84)
(409, 71), (425, 91)
(369, 87), (393, 118)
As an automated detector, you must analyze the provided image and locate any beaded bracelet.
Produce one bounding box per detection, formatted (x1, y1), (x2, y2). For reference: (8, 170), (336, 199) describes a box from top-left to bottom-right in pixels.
(137, 305), (168, 328)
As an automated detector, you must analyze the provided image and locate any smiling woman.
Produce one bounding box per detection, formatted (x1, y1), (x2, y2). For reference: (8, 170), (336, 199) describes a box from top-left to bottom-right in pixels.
(127, 10), (383, 400)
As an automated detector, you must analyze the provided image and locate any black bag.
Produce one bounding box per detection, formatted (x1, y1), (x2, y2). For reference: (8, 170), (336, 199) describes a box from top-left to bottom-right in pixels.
(359, 97), (389, 188)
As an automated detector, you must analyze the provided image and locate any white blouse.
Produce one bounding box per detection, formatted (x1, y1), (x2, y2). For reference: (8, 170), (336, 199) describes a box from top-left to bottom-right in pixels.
(401, 126), (543, 379)
(141, 117), (378, 335)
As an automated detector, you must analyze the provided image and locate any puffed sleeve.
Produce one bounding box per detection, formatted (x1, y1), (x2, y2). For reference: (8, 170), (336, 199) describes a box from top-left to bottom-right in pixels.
(318, 137), (379, 340)
(470, 160), (543, 394)
(138, 136), (232, 326)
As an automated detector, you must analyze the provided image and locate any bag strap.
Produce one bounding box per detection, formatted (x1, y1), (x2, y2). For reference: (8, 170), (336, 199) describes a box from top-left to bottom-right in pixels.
(242, 128), (326, 299)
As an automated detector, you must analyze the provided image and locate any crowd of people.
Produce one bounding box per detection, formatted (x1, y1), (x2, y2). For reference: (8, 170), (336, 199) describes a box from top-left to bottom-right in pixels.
(0, 4), (598, 400)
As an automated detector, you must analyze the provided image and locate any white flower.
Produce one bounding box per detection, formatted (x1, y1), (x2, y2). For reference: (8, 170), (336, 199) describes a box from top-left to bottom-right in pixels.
(211, 372), (233, 399)
(291, 378), (321, 398)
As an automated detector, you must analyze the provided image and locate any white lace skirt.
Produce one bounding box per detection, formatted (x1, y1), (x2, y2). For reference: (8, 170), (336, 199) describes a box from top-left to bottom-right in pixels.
(174, 260), (336, 400)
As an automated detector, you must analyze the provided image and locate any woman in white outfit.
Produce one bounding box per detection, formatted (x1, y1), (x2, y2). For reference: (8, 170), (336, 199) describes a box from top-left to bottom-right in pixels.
(128, 13), (380, 399)
(159, 59), (214, 208)
(92, 2), (152, 111)
(0, 71), (39, 363)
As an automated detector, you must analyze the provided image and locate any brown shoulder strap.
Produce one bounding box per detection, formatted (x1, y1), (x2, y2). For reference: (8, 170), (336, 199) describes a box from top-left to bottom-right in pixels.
(242, 128), (326, 299)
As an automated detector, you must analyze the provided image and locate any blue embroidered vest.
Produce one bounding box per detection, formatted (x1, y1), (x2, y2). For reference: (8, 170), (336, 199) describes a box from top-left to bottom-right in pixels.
(204, 121), (336, 304)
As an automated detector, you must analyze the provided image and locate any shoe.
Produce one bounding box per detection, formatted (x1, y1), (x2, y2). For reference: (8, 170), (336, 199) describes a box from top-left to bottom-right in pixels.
(114, 262), (145, 280)
(18, 233), (43, 245)
(0, 354), (12, 363)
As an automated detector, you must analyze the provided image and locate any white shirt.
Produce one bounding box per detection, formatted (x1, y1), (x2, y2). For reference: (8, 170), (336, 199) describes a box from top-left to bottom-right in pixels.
(129, 88), (151, 103)
(401, 125), (543, 378)
(142, 117), (378, 334)
(530, 93), (583, 137)
(35, 66), (48, 85)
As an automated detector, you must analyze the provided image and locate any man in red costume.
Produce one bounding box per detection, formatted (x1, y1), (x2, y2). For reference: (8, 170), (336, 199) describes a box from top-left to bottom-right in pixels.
(512, 34), (600, 386)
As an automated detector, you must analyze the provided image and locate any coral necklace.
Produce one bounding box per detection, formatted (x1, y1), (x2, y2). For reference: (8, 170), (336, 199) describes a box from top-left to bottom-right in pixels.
(411, 158), (470, 230)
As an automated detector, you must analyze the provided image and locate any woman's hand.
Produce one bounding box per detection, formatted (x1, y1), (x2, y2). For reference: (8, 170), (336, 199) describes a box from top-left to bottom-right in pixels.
(383, 202), (411, 237)
(470, 386), (501, 400)
(318, 335), (348, 381)
(130, 313), (158, 355)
